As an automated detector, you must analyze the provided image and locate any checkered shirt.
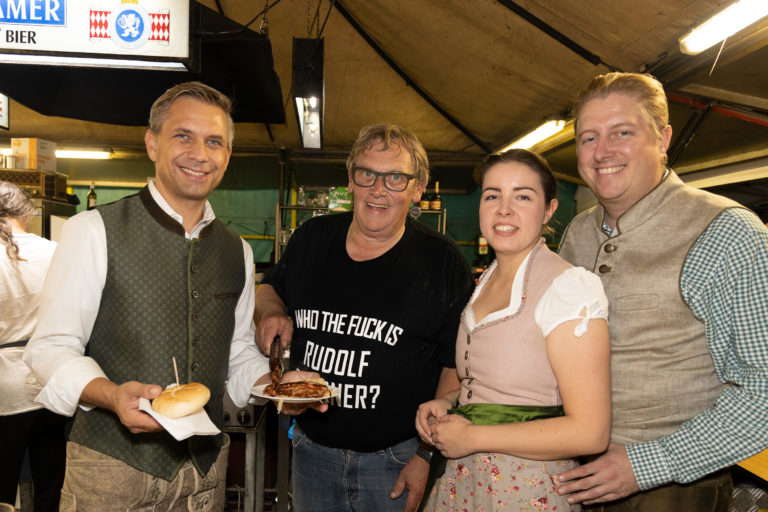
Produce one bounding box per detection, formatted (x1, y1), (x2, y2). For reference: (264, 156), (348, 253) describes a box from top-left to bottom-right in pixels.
(626, 207), (768, 489)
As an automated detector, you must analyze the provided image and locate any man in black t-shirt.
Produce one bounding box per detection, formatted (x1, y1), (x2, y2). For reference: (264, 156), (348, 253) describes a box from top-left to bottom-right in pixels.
(256, 124), (472, 512)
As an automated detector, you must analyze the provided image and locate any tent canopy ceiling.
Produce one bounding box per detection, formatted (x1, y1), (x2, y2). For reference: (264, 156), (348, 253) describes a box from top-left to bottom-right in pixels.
(1, 0), (767, 206)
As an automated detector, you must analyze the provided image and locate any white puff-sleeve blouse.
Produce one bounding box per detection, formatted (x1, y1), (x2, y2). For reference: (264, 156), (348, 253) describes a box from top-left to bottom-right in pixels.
(466, 250), (609, 337)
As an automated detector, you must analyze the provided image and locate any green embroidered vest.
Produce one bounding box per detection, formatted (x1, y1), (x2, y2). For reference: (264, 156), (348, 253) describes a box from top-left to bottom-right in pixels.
(69, 187), (245, 480)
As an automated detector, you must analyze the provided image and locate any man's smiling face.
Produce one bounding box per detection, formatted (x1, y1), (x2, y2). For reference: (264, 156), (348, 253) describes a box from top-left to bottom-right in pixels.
(145, 96), (231, 213)
(348, 141), (424, 240)
(576, 92), (671, 219)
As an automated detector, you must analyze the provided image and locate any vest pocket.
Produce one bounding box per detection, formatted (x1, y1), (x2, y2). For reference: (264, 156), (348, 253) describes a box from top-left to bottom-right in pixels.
(614, 293), (659, 311)
(213, 292), (240, 300)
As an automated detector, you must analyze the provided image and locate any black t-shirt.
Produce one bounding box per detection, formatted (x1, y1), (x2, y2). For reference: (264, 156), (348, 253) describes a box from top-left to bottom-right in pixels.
(263, 212), (473, 451)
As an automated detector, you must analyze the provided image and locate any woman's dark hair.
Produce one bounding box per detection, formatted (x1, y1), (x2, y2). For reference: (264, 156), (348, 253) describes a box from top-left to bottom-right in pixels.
(0, 180), (35, 261)
(473, 148), (558, 205)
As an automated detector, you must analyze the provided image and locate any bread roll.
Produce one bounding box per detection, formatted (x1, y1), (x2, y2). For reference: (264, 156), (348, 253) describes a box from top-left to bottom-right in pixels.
(151, 382), (210, 418)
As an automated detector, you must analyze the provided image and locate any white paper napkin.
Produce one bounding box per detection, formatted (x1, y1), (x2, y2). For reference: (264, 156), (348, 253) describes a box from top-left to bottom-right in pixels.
(139, 398), (220, 441)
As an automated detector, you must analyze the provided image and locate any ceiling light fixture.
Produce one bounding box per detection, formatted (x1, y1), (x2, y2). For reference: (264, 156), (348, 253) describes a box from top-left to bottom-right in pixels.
(0, 53), (188, 70)
(292, 38), (324, 149)
(497, 120), (566, 153)
(679, 0), (768, 55)
(56, 150), (112, 160)
(1, 148), (112, 159)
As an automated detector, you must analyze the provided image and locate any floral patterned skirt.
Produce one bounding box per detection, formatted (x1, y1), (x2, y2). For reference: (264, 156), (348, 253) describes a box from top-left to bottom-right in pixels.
(423, 452), (581, 511)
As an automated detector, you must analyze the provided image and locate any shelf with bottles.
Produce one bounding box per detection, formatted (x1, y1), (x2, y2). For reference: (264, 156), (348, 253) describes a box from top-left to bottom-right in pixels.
(411, 180), (446, 233)
(417, 180), (443, 212)
(274, 202), (330, 262)
(409, 206), (447, 234)
(277, 204), (329, 213)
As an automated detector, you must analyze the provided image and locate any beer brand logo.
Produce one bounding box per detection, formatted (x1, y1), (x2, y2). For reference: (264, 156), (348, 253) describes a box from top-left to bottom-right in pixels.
(0, 0), (66, 26)
(89, 2), (170, 48)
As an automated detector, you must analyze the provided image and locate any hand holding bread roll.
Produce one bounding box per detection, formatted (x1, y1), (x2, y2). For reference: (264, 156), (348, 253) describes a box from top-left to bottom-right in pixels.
(151, 382), (210, 418)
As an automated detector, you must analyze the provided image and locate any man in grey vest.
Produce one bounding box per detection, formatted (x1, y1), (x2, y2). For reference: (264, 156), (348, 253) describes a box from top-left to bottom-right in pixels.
(555, 72), (768, 510)
(25, 82), (276, 510)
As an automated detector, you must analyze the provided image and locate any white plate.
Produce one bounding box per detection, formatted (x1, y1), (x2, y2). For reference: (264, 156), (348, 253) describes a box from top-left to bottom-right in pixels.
(250, 383), (340, 403)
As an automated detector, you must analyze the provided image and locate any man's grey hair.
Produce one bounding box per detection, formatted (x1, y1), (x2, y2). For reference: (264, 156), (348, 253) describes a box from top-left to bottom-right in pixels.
(149, 81), (235, 149)
(346, 124), (430, 184)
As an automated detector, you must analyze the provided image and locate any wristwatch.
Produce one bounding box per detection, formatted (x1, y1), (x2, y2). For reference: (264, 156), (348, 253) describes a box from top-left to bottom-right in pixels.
(416, 444), (434, 463)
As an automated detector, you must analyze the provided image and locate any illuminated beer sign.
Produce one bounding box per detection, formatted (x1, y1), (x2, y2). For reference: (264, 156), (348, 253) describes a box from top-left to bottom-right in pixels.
(0, 0), (190, 68)
(0, 1), (65, 25)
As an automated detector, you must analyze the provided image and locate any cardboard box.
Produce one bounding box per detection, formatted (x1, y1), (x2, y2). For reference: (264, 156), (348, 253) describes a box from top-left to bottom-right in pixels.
(328, 186), (353, 212)
(11, 138), (56, 171)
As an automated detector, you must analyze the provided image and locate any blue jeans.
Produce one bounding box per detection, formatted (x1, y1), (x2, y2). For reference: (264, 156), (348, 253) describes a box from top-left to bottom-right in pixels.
(291, 423), (418, 512)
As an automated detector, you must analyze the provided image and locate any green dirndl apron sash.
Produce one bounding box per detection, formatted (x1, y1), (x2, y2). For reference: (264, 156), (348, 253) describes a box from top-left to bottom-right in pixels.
(418, 402), (564, 512)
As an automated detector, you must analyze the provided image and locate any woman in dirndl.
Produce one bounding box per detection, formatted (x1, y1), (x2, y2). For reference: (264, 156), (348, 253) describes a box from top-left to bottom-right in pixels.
(416, 149), (611, 511)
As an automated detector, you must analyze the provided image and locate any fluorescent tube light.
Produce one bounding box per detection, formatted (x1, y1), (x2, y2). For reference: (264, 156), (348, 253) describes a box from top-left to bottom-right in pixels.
(679, 0), (768, 55)
(294, 96), (322, 149)
(1, 148), (111, 159)
(0, 53), (187, 71)
(292, 38), (324, 149)
(497, 120), (566, 153)
(56, 150), (112, 160)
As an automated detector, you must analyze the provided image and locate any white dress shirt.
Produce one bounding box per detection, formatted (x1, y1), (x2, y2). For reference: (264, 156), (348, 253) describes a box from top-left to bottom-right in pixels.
(24, 181), (269, 416)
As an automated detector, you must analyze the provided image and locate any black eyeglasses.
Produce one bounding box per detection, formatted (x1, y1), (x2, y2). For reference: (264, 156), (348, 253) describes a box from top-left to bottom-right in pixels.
(352, 167), (417, 192)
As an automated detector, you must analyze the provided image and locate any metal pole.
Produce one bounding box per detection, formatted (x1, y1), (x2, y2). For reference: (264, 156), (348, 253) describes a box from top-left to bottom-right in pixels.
(256, 414), (267, 512)
(278, 150), (286, 205)
(245, 430), (255, 512)
(277, 414), (291, 512)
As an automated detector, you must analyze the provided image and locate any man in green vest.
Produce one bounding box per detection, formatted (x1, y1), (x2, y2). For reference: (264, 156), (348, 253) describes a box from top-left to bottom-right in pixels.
(554, 72), (768, 510)
(25, 82), (278, 510)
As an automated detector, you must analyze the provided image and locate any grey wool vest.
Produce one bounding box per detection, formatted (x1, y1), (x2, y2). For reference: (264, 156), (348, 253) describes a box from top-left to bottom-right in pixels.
(69, 187), (245, 481)
(559, 172), (741, 444)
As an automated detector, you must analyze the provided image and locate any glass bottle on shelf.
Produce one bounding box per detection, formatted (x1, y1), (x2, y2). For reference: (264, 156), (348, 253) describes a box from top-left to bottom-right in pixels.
(477, 234), (490, 263)
(86, 182), (97, 210)
(429, 181), (442, 210)
(472, 233), (491, 278)
(279, 228), (292, 245)
(418, 187), (430, 210)
(297, 185), (307, 206)
(316, 190), (329, 208)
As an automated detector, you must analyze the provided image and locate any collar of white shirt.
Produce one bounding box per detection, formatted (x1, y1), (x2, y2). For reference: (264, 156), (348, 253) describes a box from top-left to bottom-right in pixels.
(147, 179), (216, 239)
